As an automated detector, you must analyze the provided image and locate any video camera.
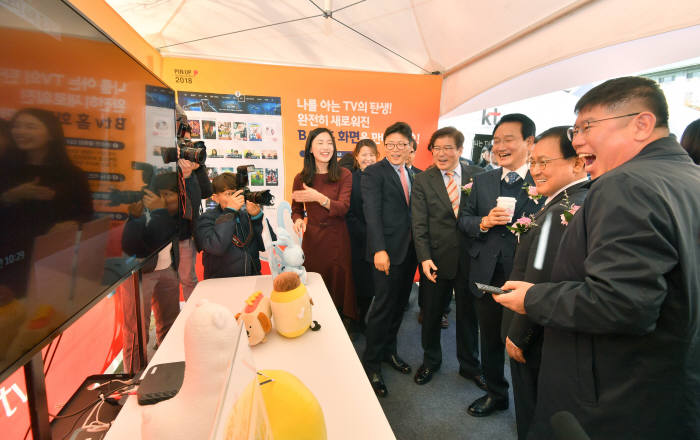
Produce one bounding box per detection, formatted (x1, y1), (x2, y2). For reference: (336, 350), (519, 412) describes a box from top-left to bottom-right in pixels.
(108, 161), (155, 206)
(160, 120), (207, 165)
(236, 165), (274, 206)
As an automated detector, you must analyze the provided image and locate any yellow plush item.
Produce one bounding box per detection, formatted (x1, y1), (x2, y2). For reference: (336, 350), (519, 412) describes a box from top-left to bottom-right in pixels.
(270, 274), (313, 338)
(257, 370), (326, 440)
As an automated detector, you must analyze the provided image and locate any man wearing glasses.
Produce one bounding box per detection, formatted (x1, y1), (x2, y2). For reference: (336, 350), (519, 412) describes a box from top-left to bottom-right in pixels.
(411, 127), (484, 387)
(500, 126), (588, 439)
(458, 113), (543, 417)
(361, 122), (418, 397)
(496, 77), (700, 439)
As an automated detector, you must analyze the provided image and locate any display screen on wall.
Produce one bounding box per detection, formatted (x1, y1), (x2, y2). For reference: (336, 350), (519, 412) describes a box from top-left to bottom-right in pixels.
(0, 0), (176, 382)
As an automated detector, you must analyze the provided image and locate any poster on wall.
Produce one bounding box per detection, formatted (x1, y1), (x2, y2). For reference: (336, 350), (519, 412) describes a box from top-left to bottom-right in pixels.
(177, 91), (284, 219)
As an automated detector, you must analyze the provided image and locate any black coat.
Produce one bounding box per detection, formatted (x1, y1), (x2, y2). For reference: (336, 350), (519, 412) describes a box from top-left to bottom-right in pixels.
(501, 180), (589, 367)
(346, 169), (367, 262)
(195, 206), (264, 279)
(458, 168), (542, 296)
(524, 137), (700, 439)
(411, 163), (483, 280)
(361, 158), (414, 265)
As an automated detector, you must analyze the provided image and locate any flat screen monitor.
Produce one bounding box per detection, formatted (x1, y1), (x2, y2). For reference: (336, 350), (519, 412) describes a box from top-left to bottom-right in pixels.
(0, 0), (177, 382)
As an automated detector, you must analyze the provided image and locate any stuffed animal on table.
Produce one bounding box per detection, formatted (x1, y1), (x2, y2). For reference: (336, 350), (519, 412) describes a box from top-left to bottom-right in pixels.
(235, 291), (272, 346)
(265, 201), (307, 284)
(142, 300), (237, 440)
(270, 272), (320, 338)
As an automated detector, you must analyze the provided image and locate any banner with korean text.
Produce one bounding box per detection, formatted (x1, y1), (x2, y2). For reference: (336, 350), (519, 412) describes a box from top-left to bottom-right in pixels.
(161, 57), (443, 202)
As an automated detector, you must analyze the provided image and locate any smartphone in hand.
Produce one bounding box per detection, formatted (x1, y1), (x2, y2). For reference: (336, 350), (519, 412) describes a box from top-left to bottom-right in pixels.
(475, 282), (511, 295)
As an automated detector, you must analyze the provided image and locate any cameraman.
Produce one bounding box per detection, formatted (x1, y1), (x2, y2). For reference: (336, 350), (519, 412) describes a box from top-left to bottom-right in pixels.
(195, 172), (265, 279)
(120, 172), (191, 373)
(175, 105), (212, 300)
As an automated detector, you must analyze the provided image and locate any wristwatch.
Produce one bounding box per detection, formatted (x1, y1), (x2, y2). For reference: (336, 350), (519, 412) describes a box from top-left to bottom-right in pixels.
(321, 197), (329, 207)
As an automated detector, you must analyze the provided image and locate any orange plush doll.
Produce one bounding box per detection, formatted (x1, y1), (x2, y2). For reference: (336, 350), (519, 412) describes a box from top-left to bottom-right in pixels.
(235, 291), (272, 346)
(270, 272), (321, 338)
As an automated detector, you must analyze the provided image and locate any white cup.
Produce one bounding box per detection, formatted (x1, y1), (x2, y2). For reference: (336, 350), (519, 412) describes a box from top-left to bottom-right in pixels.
(496, 196), (517, 222)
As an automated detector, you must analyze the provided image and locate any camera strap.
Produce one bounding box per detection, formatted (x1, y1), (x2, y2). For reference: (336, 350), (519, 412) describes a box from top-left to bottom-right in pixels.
(178, 172), (193, 220)
(231, 213), (254, 248)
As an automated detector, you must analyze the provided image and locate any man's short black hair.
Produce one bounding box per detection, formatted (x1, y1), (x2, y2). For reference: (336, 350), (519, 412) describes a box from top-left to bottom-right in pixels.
(493, 113), (536, 140)
(575, 76), (669, 128)
(428, 126), (464, 151)
(384, 121), (412, 142)
(153, 172), (178, 192)
(535, 126), (577, 159)
(410, 137), (417, 152)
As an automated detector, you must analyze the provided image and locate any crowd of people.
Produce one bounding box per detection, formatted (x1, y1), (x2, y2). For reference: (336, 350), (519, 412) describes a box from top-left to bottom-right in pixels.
(238, 76), (697, 440)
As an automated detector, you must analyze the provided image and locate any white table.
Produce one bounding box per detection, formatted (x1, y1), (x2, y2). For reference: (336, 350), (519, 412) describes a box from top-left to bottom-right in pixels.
(105, 272), (395, 439)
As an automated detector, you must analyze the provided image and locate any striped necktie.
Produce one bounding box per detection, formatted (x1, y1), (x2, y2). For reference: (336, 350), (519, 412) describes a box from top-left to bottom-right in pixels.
(445, 171), (459, 217)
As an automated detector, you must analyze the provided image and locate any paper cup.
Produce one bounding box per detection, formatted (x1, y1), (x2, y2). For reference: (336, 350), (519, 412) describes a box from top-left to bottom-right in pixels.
(496, 196), (517, 222)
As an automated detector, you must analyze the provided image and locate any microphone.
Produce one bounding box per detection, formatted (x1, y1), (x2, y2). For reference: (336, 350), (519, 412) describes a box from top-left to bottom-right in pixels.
(551, 411), (590, 440)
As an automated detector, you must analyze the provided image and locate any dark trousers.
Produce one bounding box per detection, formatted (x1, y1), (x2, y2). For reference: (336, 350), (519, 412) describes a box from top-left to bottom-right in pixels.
(511, 358), (539, 440)
(418, 277), (451, 314)
(473, 260), (509, 399)
(362, 249), (416, 374)
(421, 274), (480, 373)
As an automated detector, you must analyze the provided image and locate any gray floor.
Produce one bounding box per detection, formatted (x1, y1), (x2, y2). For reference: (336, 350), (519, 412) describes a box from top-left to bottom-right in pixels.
(351, 284), (518, 440)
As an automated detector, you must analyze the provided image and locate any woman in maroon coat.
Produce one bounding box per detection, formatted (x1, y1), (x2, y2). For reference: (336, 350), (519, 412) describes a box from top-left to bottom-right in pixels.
(291, 128), (356, 320)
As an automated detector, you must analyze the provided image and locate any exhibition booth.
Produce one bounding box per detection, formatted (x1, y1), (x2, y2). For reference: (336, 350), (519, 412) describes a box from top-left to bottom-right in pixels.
(2, 1), (700, 439)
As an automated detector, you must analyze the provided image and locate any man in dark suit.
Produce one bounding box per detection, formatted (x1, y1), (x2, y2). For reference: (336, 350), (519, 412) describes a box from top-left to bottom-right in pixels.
(501, 126), (589, 439)
(411, 127), (485, 387)
(361, 122), (418, 397)
(497, 77), (700, 440)
(458, 113), (542, 416)
(407, 138), (423, 176)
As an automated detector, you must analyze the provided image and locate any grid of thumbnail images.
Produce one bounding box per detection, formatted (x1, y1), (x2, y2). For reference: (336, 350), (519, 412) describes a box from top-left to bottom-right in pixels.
(176, 91), (284, 210)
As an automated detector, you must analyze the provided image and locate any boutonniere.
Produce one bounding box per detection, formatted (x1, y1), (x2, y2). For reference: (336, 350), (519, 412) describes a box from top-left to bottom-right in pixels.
(506, 215), (537, 242)
(522, 183), (543, 201)
(461, 179), (473, 196)
(560, 190), (581, 226)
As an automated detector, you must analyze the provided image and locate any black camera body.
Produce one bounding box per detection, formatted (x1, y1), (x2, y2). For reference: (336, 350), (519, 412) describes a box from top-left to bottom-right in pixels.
(108, 161), (155, 206)
(161, 139), (207, 165)
(236, 165), (274, 206)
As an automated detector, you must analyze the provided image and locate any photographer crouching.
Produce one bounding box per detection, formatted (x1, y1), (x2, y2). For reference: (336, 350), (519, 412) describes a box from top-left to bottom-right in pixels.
(195, 168), (272, 279)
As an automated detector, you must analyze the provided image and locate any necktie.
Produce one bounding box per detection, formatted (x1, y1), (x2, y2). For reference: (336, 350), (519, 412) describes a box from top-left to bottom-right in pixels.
(445, 171), (459, 217)
(399, 166), (409, 204)
(506, 171), (520, 185)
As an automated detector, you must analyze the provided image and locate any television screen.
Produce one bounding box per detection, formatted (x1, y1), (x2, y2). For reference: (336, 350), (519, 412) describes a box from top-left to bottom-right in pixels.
(0, 0), (177, 382)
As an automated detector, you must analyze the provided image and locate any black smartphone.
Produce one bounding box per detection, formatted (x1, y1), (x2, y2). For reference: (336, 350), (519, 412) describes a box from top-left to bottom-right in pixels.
(475, 282), (511, 295)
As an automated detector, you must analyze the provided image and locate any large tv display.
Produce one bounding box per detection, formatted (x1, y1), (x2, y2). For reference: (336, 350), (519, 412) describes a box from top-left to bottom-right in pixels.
(0, 0), (176, 382)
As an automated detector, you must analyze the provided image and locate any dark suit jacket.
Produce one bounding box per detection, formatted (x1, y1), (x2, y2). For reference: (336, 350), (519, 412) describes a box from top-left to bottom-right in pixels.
(346, 169), (367, 260)
(361, 158), (414, 265)
(458, 167), (542, 296)
(500, 180), (589, 367)
(524, 137), (700, 440)
(411, 163), (483, 280)
(410, 165), (423, 176)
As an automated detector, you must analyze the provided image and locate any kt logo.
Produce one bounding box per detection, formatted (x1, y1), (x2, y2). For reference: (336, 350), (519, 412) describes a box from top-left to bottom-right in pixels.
(481, 108), (501, 125)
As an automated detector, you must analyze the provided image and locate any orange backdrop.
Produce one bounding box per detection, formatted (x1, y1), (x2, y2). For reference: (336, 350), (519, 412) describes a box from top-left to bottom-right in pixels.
(160, 57), (442, 201)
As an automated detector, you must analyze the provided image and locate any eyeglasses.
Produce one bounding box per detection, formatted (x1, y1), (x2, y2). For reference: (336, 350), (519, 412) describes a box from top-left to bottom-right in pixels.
(431, 145), (457, 153)
(528, 157), (566, 170)
(385, 142), (410, 150)
(567, 112), (640, 141)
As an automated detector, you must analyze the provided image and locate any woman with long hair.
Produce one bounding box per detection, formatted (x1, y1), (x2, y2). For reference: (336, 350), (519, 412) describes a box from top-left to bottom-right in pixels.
(680, 118), (700, 165)
(345, 139), (378, 330)
(291, 128), (356, 320)
(0, 108), (93, 295)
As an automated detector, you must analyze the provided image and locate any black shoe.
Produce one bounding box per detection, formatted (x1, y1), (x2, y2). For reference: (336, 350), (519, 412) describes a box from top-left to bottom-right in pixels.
(440, 314), (449, 329)
(384, 354), (412, 374)
(466, 394), (509, 417)
(414, 365), (438, 385)
(459, 368), (488, 391)
(368, 372), (388, 397)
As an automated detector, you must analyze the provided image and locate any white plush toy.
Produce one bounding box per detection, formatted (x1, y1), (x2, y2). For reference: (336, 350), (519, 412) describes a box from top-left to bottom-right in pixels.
(142, 300), (237, 440)
(264, 201), (307, 284)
